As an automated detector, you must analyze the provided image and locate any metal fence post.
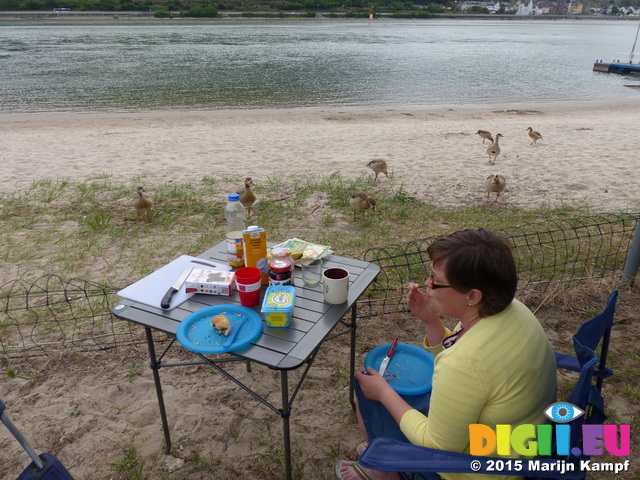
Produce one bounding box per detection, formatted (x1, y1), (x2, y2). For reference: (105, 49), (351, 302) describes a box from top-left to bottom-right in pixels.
(622, 221), (640, 283)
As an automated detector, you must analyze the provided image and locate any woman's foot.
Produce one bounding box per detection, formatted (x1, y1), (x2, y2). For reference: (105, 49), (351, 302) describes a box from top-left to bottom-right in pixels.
(357, 442), (369, 456)
(335, 460), (399, 480)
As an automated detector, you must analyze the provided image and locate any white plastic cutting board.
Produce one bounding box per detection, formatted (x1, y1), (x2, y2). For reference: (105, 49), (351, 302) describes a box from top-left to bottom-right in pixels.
(117, 255), (231, 310)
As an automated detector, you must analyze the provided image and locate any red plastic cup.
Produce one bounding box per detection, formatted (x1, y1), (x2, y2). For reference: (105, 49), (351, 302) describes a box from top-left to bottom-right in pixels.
(235, 267), (262, 307)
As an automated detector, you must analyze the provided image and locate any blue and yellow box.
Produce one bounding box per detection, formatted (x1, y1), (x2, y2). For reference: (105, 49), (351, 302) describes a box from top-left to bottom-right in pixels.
(261, 285), (295, 327)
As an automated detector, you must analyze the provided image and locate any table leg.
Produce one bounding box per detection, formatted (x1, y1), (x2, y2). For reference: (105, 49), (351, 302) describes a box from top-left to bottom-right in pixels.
(145, 327), (172, 455)
(349, 304), (357, 410)
(280, 370), (292, 480)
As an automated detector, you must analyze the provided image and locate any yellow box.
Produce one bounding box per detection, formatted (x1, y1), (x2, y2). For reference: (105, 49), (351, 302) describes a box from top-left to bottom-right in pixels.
(242, 226), (269, 285)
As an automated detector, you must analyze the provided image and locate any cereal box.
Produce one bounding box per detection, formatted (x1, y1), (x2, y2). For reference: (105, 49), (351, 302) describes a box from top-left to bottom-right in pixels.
(184, 269), (235, 296)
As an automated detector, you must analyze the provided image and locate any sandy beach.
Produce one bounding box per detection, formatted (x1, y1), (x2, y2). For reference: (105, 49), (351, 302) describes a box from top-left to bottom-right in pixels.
(2, 100), (640, 480)
(3, 99), (640, 212)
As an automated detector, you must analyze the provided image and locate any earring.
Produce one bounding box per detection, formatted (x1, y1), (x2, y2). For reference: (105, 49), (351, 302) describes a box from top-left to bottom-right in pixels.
(468, 303), (474, 307)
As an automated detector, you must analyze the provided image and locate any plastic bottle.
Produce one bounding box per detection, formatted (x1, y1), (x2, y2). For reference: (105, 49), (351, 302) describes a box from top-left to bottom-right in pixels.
(226, 193), (246, 267)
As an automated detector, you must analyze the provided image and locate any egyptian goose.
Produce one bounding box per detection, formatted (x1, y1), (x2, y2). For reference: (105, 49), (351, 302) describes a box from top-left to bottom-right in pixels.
(366, 159), (388, 182)
(527, 127), (542, 145)
(133, 186), (152, 219)
(485, 174), (506, 205)
(238, 177), (257, 216)
(486, 133), (503, 165)
(476, 129), (493, 144)
(349, 192), (376, 221)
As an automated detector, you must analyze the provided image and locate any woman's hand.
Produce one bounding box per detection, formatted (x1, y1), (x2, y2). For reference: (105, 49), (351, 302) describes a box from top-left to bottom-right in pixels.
(407, 282), (446, 345)
(356, 367), (414, 424)
(407, 282), (435, 321)
(355, 367), (395, 402)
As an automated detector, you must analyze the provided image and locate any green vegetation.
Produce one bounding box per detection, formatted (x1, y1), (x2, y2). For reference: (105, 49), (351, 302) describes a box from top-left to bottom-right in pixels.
(0, 172), (597, 288)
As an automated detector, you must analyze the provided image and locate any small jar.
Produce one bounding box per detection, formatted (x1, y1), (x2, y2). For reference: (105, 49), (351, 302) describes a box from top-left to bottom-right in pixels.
(269, 247), (294, 286)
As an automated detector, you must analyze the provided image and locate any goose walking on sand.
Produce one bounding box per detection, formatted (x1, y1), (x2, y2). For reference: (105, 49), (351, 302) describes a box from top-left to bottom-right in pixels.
(133, 186), (152, 219)
(476, 129), (493, 144)
(349, 192), (376, 221)
(527, 127), (542, 145)
(366, 159), (389, 182)
(485, 174), (506, 205)
(486, 133), (503, 165)
(238, 177), (257, 217)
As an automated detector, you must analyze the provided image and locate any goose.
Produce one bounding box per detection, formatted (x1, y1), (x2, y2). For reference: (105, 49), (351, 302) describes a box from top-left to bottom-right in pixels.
(485, 174), (506, 205)
(349, 192), (376, 221)
(133, 186), (152, 219)
(527, 127), (542, 145)
(366, 159), (388, 182)
(238, 177), (257, 216)
(476, 129), (493, 144)
(486, 133), (503, 165)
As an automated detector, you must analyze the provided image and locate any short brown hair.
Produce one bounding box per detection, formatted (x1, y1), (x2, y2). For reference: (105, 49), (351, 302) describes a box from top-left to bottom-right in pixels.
(427, 229), (517, 317)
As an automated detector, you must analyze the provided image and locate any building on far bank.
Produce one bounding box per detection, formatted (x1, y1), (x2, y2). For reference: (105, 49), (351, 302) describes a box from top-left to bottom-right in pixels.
(458, 1), (501, 12)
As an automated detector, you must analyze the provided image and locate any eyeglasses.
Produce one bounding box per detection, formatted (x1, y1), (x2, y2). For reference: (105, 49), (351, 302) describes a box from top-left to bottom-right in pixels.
(428, 271), (452, 290)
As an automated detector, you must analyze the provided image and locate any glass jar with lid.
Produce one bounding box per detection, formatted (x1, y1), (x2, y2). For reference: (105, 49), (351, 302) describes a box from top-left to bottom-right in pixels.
(269, 247), (295, 286)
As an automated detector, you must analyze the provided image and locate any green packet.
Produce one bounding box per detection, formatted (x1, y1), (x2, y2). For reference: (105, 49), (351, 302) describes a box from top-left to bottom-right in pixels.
(272, 238), (332, 259)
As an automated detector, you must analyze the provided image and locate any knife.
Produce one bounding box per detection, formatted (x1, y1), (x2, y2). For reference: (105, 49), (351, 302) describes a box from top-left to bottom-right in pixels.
(160, 266), (193, 309)
(378, 337), (399, 376)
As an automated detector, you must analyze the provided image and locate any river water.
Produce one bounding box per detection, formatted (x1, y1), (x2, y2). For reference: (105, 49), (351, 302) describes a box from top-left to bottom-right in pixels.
(1, 18), (638, 114)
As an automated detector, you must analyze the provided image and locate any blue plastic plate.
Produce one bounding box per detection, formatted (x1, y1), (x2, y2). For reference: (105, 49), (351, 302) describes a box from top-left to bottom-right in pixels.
(176, 305), (262, 354)
(364, 342), (434, 395)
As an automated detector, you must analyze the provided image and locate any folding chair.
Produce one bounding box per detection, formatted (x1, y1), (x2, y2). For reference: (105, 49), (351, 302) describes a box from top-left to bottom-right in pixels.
(359, 291), (618, 480)
(1, 400), (75, 480)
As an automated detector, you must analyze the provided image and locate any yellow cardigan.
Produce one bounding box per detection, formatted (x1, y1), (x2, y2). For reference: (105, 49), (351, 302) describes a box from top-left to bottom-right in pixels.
(399, 299), (557, 480)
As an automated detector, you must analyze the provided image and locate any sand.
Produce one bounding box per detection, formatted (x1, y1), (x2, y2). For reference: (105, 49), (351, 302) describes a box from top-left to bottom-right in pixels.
(2, 100), (640, 480)
(3, 99), (640, 211)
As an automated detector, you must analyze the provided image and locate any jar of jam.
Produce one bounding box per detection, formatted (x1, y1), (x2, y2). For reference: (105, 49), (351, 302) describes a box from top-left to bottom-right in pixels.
(269, 247), (294, 286)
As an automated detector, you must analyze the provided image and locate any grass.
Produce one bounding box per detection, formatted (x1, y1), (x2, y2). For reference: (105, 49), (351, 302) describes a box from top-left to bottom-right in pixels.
(110, 433), (149, 480)
(0, 171), (595, 288)
(1, 172), (638, 480)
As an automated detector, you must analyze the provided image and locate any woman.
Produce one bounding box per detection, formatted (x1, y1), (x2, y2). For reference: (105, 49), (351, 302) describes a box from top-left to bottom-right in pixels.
(337, 229), (557, 480)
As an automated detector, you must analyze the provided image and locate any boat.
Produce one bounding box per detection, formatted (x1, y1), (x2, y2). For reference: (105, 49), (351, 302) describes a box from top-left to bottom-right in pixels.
(593, 21), (640, 75)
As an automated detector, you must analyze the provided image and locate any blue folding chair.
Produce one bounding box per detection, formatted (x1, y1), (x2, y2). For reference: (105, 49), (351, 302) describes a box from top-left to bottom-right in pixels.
(1, 400), (75, 480)
(359, 291), (618, 480)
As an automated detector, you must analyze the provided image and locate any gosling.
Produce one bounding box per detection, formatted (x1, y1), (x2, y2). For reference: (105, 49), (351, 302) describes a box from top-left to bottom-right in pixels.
(476, 129), (493, 144)
(366, 159), (389, 182)
(527, 127), (542, 145)
(485, 174), (506, 205)
(349, 192), (376, 221)
(238, 177), (257, 217)
(133, 186), (152, 219)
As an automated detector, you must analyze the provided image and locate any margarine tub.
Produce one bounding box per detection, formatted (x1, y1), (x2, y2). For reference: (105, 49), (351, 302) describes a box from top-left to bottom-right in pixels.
(261, 285), (295, 327)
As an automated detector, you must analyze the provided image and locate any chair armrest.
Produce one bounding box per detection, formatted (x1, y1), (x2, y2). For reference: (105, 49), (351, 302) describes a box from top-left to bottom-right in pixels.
(555, 351), (580, 372)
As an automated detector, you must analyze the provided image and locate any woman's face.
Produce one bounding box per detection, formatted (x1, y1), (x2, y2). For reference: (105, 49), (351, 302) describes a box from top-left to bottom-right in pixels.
(425, 261), (468, 318)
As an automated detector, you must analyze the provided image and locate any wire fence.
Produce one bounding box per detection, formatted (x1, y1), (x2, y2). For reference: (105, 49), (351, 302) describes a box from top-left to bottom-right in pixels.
(1, 213), (639, 359)
(0, 275), (138, 360)
(355, 213), (640, 318)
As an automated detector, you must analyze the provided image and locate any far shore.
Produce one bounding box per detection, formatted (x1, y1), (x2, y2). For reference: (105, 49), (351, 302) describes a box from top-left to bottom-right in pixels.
(0, 10), (627, 21)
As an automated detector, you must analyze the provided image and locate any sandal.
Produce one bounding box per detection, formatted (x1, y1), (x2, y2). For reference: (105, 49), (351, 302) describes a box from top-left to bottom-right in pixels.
(335, 460), (373, 480)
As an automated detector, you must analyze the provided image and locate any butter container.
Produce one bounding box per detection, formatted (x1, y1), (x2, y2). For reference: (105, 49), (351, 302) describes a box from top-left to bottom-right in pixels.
(242, 225), (269, 285)
(184, 269), (235, 295)
(261, 285), (295, 328)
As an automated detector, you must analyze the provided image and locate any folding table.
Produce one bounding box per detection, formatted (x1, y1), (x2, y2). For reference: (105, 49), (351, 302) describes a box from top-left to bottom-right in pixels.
(112, 241), (380, 480)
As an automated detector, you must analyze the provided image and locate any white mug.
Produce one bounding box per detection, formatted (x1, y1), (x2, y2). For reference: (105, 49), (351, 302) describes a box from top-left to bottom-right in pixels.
(322, 267), (350, 304)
